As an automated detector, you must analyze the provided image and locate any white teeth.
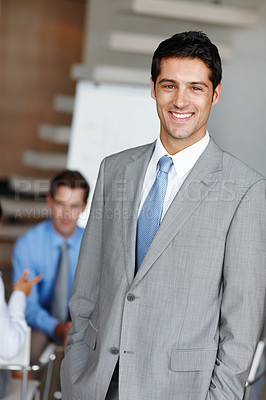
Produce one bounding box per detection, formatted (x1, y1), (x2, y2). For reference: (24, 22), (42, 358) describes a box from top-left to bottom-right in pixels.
(172, 112), (192, 119)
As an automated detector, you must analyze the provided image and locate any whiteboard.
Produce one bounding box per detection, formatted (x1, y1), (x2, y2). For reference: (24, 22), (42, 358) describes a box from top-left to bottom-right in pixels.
(67, 81), (160, 225)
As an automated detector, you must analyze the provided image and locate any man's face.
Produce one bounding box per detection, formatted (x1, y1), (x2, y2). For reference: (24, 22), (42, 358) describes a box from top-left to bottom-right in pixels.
(47, 185), (87, 238)
(151, 57), (221, 154)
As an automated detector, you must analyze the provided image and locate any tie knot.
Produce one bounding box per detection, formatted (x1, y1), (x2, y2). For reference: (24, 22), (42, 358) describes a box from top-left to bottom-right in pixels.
(60, 243), (68, 251)
(158, 155), (173, 174)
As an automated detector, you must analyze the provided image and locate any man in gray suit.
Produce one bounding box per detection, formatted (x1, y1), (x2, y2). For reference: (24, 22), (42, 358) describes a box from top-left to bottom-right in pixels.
(61, 31), (266, 400)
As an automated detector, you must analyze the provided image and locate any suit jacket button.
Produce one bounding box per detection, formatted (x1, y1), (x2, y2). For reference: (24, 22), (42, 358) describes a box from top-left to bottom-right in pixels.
(110, 347), (119, 355)
(210, 382), (216, 389)
(127, 293), (135, 302)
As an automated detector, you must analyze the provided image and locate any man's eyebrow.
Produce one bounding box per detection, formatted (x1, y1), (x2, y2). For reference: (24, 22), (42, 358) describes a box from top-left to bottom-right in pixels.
(158, 79), (176, 85)
(190, 81), (209, 88)
(158, 78), (209, 89)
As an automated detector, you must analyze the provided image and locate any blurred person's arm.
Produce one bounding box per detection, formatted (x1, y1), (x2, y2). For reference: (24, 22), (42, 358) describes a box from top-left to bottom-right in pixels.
(0, 270), (42, 360)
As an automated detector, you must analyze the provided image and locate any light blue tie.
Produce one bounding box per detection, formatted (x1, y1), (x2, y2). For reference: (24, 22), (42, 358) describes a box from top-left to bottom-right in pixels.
(136, 155), (173, 271)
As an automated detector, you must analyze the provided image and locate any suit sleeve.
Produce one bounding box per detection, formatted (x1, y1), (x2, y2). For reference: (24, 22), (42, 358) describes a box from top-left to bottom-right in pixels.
(208, 178), (266, 399)
(61, 158), (106, 390)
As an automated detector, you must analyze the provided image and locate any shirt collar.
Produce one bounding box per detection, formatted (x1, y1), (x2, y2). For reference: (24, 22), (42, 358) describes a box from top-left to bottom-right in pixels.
(153, 131), (210, 179)
(48, 219), (81, 248)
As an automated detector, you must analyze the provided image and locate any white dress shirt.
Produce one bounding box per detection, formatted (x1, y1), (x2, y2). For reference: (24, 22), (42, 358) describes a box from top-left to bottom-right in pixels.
(0, 274), (27, 360)
(139, 132), (210, 219)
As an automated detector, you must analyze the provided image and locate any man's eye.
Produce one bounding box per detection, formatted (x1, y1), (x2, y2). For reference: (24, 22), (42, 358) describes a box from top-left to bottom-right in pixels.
(163, 84), (175, 89)
(192, 86), (202, 91)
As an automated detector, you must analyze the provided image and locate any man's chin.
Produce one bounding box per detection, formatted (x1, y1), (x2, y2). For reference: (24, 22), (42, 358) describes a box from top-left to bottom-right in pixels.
(168, 129), (195, 140)
(57, 224), (75, 238)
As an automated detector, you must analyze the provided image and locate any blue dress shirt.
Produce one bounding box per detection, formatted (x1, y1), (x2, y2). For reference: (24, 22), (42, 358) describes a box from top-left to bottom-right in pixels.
(12, 220), (84, 337)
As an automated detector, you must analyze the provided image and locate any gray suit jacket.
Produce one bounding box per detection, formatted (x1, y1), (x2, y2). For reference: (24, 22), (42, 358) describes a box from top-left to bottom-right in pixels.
(61, 138), (266, 400)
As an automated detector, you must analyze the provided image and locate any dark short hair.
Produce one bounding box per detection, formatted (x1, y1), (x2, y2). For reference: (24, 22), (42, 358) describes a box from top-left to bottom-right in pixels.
(151, 31), (222, 92)
(50, 170), (90, 203)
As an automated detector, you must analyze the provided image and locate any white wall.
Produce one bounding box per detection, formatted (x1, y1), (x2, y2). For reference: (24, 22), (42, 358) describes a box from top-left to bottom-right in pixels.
(208, 0), (266, 176)
(68, 81), (159, 189)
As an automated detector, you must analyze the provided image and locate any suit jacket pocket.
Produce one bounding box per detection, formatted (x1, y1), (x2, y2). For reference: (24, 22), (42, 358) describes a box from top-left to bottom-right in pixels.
(84, 320), (98, 350)
(171, 348), (217, 372)
(61, 340), (90, 387)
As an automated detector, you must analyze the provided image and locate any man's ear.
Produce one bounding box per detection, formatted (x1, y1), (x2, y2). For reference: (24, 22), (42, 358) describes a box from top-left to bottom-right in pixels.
(81, 202), (87, 213)
(150, 77), (156, 100)
(212, 83), (222, 106)
(46, 194), (53, 209)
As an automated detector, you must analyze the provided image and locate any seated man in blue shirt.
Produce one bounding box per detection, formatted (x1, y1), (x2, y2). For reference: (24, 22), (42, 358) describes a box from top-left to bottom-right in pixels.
(12, 169), (89, 364)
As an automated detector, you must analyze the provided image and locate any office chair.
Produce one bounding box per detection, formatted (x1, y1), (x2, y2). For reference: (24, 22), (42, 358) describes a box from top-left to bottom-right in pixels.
(0, 327), (56, 400)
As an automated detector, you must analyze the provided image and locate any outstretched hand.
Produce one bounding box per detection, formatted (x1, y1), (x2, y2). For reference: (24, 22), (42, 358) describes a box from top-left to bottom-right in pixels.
(13, 269), (43, 297)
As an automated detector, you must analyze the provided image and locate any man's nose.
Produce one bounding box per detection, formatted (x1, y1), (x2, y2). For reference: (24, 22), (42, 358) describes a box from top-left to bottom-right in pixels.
(172, 88), (189, 109)
(62, 207), (71, 218)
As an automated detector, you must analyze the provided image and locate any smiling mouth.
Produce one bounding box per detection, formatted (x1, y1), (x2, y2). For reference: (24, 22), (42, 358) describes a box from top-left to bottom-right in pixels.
(170, 112), (193, 120)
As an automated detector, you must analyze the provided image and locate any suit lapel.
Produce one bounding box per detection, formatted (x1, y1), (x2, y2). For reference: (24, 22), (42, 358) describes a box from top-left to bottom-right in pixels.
(132, 138), (224, 288)
(122, 142), (156, 284)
